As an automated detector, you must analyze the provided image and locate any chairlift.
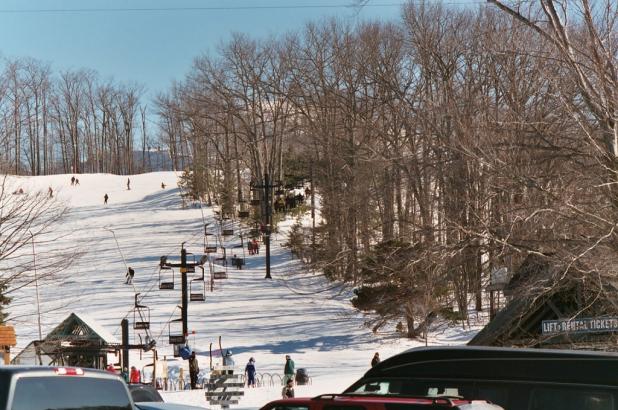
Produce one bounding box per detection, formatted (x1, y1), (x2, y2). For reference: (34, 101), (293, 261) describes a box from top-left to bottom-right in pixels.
(133, 293), (150, 330)
(212, 246), (228, 280)
(168, 317), (185, 345)
(222, 229), (234, 236)
(190, 266), (206, 302)
(159, 266), (175, 290)
(238, 210), (250, 218)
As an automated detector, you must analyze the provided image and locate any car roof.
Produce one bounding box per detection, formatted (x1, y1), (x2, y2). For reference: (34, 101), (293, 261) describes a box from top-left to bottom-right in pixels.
(359, 346), (618, 386)
(266, 395), (486, 407)
(0, 366), (119, 379)
(135, 402), (207, 410)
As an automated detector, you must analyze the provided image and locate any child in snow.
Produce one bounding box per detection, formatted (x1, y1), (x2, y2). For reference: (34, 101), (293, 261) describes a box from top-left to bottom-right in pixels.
(282, 378), (295, 398)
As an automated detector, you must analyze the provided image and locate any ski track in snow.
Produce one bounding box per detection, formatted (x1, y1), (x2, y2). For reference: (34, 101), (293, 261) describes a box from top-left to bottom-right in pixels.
(3, 172), (484, 409)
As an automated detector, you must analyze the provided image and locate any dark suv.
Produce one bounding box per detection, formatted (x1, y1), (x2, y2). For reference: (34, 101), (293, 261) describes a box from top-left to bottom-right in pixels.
(345, 346), (618, 410)
(0, 366), (134, 410)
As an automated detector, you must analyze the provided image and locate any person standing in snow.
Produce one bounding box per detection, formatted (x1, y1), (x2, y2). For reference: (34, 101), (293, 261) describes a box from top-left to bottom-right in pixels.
(129, 366), (141, 384)
(125, 267), (135, 284)
(161, 182), (166, 189)
(189, 351), (199, 389)
(244, 357), (256, 387)
(283, 355), (295, 384)
(281, 378), (295, 398)
(75, 178), (80, 185)
(48, 187), (53, 198)
(104, 193), (109, 204)
(121, 367), (129, 383)
(371, 352), (380, 367)
(127, 178), (131, 190)
(71, 176), (75, 185)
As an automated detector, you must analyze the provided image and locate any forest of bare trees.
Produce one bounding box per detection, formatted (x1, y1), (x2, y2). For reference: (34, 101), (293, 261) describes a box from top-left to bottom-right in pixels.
(0, 58), (154, 175)
(155, 0), (618, 338)
(1, 0), (614, 339)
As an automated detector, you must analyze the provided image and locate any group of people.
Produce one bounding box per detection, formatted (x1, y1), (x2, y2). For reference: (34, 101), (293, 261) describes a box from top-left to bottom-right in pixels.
(247, 239), (260, 255)
(184, 350), (296, 395)
(70, 176), (80, 186)
(105, 351), (377, 399)
(273, 192), (306, 213)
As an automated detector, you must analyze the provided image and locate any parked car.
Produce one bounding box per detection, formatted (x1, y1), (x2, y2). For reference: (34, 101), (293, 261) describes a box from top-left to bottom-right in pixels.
(0, 366), (133, 410)
(344, 346), (618, 410)
(260, 395), (503, 410)
(128, 383), (207, 409)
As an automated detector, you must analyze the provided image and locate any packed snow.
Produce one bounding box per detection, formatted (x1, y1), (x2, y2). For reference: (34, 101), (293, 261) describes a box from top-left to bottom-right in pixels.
(3, 172), (484, 409)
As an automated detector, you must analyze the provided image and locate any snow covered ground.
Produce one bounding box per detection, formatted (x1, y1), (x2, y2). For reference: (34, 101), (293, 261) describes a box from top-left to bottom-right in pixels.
(3, 171), (485, 409)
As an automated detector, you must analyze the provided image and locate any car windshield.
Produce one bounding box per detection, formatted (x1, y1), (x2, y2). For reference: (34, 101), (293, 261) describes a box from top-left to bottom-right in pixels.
(11, 376), (132, 410)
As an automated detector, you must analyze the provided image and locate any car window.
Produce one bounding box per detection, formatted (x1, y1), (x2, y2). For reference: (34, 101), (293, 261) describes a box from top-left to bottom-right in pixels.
(11, 376), (132, 410)
(349, 379), (474, 398)
(351, 381), (391, 395)
(131, 386), (164, 402)
(528, 387), (614, 410)
(272, 407), (310, 410)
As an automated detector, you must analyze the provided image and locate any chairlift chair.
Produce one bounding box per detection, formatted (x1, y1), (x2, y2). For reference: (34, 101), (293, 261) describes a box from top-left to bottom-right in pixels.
(212, 247), (229, 279)
(168, 317), (185, 345)
(238, 210), (250, 218)
(159, 266), (175, 290)
(190, 266), (206, 302)
(133, 293), (150, 330)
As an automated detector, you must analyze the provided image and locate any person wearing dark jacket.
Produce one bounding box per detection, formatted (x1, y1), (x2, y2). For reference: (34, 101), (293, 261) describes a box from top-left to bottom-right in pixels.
(281, 378), (295, 398)
(371, 352), (380, 367)
(125, 267), (135, 284)
(245, 357), (256, 387)
(104, 193), (109, 204)
(284, 355), (295, 384)
(189, 351), (199, 389)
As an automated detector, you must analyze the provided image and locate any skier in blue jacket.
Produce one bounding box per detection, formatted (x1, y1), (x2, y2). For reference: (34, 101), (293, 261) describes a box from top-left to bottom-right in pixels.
(245, 357), (256, 387)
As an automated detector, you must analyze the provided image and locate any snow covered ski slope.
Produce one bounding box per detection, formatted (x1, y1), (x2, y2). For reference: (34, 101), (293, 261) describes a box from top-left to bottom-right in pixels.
(3, 172), (480, 408)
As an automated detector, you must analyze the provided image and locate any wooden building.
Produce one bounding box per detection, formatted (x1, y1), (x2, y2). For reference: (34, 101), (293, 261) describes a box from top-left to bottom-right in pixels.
(12, 312), (120, 368)
(470, 254), (618, 350)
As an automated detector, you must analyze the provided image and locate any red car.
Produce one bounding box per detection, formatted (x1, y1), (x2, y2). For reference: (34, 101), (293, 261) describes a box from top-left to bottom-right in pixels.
(260, 394), (503, 410)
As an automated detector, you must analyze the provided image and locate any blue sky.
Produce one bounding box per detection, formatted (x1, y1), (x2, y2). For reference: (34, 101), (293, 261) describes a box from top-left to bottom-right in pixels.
(0, 0), (412, 96)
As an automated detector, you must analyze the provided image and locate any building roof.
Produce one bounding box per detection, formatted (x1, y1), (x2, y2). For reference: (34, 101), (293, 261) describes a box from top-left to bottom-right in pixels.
(43, 312), (119, 345)
(469, 254), (618, 348)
